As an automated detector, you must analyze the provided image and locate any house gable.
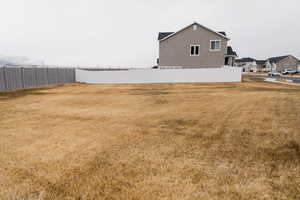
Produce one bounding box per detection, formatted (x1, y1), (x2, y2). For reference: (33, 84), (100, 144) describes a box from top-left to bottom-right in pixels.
(158, 23), (228, 68)
(159, 22), (230, 43)
(276, 55), (298, 64)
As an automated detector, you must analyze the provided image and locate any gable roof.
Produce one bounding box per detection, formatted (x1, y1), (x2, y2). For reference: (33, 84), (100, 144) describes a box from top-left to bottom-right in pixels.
(267, 55), (300, 63)
(256, 60), (266, 65)
(158, 32), (174, 40)
(267, 55), (290, 63)
(218, 32), (226, 37)
(236, 57), (256, 63)
(158, 22), (230, 42)
(236, 58), (267, 64)
(227, 46), (237, 57)
(236, 55), (300, 64)
(158, 31), (227, 41)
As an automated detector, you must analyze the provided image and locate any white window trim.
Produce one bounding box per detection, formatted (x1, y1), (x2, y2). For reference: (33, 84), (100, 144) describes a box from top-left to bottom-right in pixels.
(190, 45), (200, 56)
(210, 40), (221, 51)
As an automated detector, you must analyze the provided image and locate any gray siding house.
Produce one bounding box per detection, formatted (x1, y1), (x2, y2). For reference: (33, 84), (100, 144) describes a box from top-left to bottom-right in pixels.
(266, 55), (299, 72)
(236, 55), (299, 72)
(157, 22), (237, 69)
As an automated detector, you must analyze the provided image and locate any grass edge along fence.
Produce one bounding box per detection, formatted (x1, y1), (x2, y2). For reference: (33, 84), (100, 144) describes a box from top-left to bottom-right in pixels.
(0, 66), (76, 91)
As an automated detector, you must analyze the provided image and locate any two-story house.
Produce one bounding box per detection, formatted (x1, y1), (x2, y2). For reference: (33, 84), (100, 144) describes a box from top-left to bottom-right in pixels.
(157, 22), (237, 69)
(235, 58), (258, 72)
(236, 55), (300, 72)
(266, 55), (299, 72)
(236, 58), (270, 72)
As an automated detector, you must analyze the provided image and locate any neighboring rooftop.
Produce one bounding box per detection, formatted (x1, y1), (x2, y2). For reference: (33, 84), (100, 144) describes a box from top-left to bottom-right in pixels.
(237, 55), (300, 64)
(236, 58), (266, 64)
(236, 57), (256, 63)
(158, 32), (174, 41)
(267, 55), (290, 63)
(227, 46), (237, 57)
(256, 60), (266, 65)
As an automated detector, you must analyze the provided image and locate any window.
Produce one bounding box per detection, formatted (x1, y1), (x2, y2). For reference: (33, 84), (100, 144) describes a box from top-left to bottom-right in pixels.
(190, 45), (200, 56)
(210, 40), (221, 51)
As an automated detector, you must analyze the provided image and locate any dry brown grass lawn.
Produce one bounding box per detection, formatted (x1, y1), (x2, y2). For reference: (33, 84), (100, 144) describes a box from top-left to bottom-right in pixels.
(0, 79), (300, 200)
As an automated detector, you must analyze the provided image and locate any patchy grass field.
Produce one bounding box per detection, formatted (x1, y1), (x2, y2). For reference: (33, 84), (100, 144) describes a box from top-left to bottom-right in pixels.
(1, 79), (300, 200)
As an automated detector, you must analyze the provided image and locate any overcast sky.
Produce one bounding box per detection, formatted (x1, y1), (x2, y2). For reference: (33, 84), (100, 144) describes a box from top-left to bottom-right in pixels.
(0, 0), (299, 67)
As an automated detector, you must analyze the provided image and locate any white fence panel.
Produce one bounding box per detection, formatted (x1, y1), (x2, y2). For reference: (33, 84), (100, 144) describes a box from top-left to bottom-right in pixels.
(76, 68), (242, 84)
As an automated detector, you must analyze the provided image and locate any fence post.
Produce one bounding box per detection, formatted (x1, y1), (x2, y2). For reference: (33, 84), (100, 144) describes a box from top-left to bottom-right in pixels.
(34, 66), (38, 88)
(64, 68), (67, 83)
(73, 68), (76, 82)
(57, 67), (59, 84)
(46, 67), (49, 85)
(3, 66), (7, 90)
(21, 67), (25, 89)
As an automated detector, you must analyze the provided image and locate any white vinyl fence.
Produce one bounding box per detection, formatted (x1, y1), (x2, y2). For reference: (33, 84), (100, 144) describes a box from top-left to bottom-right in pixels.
(76, 67), (242, 84)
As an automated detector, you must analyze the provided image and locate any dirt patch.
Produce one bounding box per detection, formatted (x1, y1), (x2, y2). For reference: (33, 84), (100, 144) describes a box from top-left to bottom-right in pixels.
(0, 86), (62, 100)
(242, 76), (265, 82)
(130, 88), (171, 96)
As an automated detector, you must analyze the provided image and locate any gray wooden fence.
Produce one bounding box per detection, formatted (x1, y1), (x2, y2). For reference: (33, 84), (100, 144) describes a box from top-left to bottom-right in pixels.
(0, 66), (76, 91)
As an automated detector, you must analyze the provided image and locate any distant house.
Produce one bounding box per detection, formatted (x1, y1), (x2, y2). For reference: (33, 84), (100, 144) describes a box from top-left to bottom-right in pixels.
(157, 22), (237, 69)
(236, 55), (300, 72)
(235, 57), (258, 72)
(236, 57), (276, 72)
(255, 60), (267, 72)
(266, 55), (299, 72)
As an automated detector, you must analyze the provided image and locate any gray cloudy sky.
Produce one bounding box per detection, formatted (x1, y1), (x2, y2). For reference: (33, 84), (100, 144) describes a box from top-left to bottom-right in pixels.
(0, 0), (299, 67)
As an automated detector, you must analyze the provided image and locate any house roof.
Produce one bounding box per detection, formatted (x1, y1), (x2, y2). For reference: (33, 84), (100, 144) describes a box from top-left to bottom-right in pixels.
(158, 32), (174, 40)
(236, 57), (256, 63)
(236, 58), (266, 64)
(227, 46), (237, 57)
(256, 60), (266, 65)
(218, 32), (226, 36)
(158, 22), (230, 42)
(236, 55), (300, 64)
(267, 55), (290, 63)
